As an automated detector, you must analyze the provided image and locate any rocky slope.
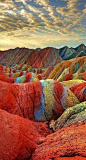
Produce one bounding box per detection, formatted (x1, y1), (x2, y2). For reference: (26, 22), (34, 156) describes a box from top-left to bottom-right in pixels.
(0, 46), (86, 159)
(0, 47), (62, 67)
(0, 44), (86, 67)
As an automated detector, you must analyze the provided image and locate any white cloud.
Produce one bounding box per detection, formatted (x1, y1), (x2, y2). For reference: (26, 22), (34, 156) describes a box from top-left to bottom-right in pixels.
(15, 0), (29, 5)
(0, 0), (85, 50)
(83, 6), (86, 14)
(56, 0), (80, 18)
(55, 0), (86, 34)
(35, 0), (50, 6)
(27, 4), (41, 13)
(20, 9), (39, 25)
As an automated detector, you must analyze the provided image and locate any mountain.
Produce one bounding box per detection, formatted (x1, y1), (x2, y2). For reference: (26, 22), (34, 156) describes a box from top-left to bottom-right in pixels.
(58, 46), (76, 60)
(0, 44), (86, 67)
(0, 47), (62, 68)
(58, 44), (86, 60)
(0, 48), (34, 67)
(74, 44), (86, 52)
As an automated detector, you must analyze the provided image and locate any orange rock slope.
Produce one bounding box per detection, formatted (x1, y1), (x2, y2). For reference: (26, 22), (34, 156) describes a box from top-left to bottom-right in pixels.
(0, 109), (51, 160)
(0, 53), (86, 160)
(31, 124), (86, 160)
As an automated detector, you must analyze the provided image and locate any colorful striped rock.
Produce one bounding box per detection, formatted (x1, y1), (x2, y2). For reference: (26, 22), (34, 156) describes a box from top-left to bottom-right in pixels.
(47, 56), (86, 80)
(50, 102), (86, 131)
(62, 79), (85, 88)
(14, 72), (39, 83)
(68, 57), (85, 74)
(70, 82), (86, 102)
(63, 73), (73, 81)
(47, 60), (72, 79)
(77, 62), (86, 73)
(0, 80), (79, 121)
(25, 47), (62, 68)
(73, 71), (86, 81)
(57, 68), (70, 82)
(42, 66), (54, 79)
(11, 71), (26, 78)
(14, 63), (27, 70)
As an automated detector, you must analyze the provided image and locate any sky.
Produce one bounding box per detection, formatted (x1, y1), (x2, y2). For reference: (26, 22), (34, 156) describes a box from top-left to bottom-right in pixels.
(0, 0), (86, 50)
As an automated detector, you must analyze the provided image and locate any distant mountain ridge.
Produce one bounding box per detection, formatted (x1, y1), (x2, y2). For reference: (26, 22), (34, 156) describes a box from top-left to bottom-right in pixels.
(0, 44), (86, 67)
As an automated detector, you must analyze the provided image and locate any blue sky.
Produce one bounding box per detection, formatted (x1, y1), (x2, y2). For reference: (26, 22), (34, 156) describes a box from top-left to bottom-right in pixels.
(0, 0), (86, 50)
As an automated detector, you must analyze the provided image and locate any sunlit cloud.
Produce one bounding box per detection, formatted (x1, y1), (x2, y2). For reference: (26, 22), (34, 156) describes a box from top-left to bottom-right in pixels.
(0, 0), (86, 50)
(15, 0), (29, 5)
(35, 0), (50, 6)
(27, 4), (41, 13)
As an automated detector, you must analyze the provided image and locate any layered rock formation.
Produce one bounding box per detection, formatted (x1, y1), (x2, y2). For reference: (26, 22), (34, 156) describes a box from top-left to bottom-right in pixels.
(50, 102), (86, 131)
(0, 44), (86, 67)
(0, 45), (86, 159)
(0, 79), (79, 121)
(0, 47), (62, 67)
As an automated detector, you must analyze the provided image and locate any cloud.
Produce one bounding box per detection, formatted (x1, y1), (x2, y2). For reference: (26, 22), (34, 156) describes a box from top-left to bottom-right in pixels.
(15, 0), (29, 5)
(66, 0), (78, 10)
(56, 0), (81, 19)
(55, 0), (86, 34)
(0, 0), (17, 9)
(0, 0), (41, 35)
(35, 0), (50, 6)
(83, 4), (86, 14)
(39, 13), (51, 23)
(0, 28), (86, 50)
(0, 0), (86, 50)
(19, 9), (42, 28)
(27, 4), (41, 13)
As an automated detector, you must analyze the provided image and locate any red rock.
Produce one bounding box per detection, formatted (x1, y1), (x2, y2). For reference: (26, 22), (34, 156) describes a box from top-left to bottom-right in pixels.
(52, 80), (64, 119)
(82, 72), (86, 81)
(31, 124), (86, 160)
(25, 72), (32, 82)
(0, 64), (10, 74)
(0, 80), (44, 120)
(0, 80), (36, 119)
(46, 157), (86, 160)
(37, 68), (43, 74)
(64, 73), (73, 81)
(70, 82), (86, 102)
(0, 74), (15, 83)
(54, 157), (86, 160)
(37, 74), (43, 80)
(0, 64), (3, 72)
(0, 109), (51, 160)
(12, 69), (16, 73)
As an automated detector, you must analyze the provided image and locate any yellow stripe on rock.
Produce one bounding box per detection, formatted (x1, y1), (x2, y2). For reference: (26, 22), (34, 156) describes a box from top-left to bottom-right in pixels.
(12, 72), (20, 78)
(63, 87), (79, 109)
(43, 79), (55, 120)
(62, 79), (85, 88)
(32, 73), (39, 82)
